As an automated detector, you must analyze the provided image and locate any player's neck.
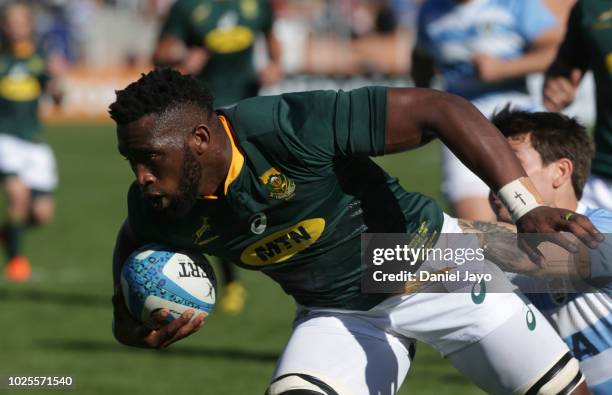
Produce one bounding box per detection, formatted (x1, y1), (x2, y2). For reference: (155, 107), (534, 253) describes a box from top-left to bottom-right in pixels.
(10, 39), (34, 57)
(555, 190), (578, 212)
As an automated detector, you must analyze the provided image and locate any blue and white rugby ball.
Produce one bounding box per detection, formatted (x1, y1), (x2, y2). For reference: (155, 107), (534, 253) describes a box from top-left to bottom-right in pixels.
(120, 244), (216, 324)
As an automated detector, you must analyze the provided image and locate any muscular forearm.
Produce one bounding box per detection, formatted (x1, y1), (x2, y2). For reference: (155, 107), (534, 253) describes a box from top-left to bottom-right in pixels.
(266, 32), (282, 66)
(496, 46), (560, 80)
(153, 37), (186, 68)
(385, 88), (527, 191)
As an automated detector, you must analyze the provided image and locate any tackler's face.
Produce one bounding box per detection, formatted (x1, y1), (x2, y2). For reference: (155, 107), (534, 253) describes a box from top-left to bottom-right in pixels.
(117, 113), (202, 219)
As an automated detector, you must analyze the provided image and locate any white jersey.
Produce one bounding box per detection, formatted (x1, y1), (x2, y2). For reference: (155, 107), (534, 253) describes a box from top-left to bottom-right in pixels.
(519, 203), (612, 394)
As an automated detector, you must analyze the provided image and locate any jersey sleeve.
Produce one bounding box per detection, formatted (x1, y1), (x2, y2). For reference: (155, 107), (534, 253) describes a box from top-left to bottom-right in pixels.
(279, 86), (387, 160)
(159, 0), (197, 44)
(516, 0), (557, 42)
(260, 0), (274, 34)
(227, 87), (387, 172)
(34, 51), (50, 89)
(552, 3), (589, 72)
(586, 209), (612, 283)
(415, 2), (432, 55)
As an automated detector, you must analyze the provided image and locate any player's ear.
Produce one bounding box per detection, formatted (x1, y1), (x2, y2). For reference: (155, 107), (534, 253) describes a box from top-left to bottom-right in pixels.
(552, 158), (573, 189)
(191, 124), (210, 155)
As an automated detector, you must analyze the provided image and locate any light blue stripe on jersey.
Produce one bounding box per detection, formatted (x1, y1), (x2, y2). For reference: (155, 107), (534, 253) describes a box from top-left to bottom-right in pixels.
(417, 0), (556, 99)
(586, 207), (612, 233)
(591, 378), (612, 395)
(586, 207), (612, 291)
(563, 312), (612, 361)
(557, 208), (612, 392)
(527, 207), (612, 311)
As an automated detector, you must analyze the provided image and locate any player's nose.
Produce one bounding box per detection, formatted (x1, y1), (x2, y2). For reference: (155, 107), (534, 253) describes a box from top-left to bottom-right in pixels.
(135, 164), (155, 188)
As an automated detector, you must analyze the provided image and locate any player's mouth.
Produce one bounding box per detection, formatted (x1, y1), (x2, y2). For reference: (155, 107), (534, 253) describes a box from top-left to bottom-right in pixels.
(145, 194), (168, 211)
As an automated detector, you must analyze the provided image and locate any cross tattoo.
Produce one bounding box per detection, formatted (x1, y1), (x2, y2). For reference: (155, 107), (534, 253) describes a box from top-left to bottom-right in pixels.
(514, 192), (526, 205)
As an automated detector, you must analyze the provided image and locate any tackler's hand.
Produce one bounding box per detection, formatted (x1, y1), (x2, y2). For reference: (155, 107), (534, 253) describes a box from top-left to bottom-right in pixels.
(515, 206), (603, 265)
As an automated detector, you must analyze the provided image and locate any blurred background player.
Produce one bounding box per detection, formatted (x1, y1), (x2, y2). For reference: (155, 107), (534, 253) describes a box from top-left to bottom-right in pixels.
(412, 0), (564, 221)
(543, 0), (612, 212)
(153, 0), (282, 108)
(489, 108), (612, 394)
(0, 0), (64, 282)
(153, 0), (283, 314)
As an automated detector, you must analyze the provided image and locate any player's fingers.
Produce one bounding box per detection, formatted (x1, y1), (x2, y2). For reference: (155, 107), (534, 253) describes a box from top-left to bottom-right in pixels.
(542, 232), (578, 254)
(160, 313), (206, 349)
(562, 213), (603, 247)
(153, 309), (194, 346)
(542, 95), (558, 112)
(145, 308), (171, 329)
(570, 68), (583, 86)
(543, 97), (562, 112)
(548, 80), (571, 102)
(555, 78), (577, 101)
(134, 324), (155, 343)
(543, 82), (565, 110)
(559, 219), (594, 249)
(518, 237), (545, 266)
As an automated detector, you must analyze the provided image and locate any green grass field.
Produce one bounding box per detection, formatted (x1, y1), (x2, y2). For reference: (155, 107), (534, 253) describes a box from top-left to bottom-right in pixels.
(0, 124), (483, 394)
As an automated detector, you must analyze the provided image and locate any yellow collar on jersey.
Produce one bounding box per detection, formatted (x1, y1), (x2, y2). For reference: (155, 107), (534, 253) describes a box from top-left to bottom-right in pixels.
(13, 41), (35, 58)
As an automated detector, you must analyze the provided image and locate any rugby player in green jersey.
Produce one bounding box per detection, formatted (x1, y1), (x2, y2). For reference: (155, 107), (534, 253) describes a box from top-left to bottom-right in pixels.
(543, 0), (612, 211)
(153, 0), (281, 108)
(0, 1), (63, 282)
(109, 69), (602, 394)
(153, 0), (282, 313)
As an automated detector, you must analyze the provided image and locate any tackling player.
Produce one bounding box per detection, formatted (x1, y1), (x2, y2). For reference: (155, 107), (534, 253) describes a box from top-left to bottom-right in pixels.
(0, 1), (62, 282)
(486, 108), (612, 394)
(109, 69), (602, 394)
(153, 0), (283, 313)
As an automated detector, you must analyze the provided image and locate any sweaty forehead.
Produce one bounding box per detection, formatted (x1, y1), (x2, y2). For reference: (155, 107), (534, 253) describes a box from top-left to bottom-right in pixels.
(117, 113), (176, 154)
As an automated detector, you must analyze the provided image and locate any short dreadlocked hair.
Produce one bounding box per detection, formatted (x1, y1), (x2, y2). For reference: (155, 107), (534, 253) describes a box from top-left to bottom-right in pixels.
(109, 68), (214, 125)
(492, 107), (594, 199)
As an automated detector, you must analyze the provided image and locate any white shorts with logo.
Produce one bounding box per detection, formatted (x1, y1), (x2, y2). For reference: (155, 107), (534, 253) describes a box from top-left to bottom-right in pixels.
(442, 92), (538, 203)
(0, 133), (58, 192)
(270, 216), (574, 394)
(580, 174), (612, 212)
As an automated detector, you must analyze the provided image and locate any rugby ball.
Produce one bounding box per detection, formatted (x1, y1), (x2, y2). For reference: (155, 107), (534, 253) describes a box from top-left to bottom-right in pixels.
(120, 244), (216, 324)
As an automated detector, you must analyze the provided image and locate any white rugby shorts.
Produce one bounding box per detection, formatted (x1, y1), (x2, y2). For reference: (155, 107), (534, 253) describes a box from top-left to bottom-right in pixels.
(0, 133), (58, 192)
(271, 215), (575, 394)
(580, 174), (612, 212)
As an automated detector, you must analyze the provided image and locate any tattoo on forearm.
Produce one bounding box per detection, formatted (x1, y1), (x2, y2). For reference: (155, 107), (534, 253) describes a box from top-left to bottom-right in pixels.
(458, 219), (514, 234)
(458, 220), (532, 273)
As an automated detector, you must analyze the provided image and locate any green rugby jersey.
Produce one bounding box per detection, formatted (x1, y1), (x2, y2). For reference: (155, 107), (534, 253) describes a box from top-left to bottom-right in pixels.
(558, 1), (612, 179)
(127, 87), (444, 310)
(0, 45), (48, 142)
(160, 0), (273, 107)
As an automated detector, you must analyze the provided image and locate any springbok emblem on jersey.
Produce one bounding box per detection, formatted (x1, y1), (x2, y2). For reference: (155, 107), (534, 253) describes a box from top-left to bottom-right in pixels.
(193, 217), (219, 246)
(259, 168), (296, 200)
